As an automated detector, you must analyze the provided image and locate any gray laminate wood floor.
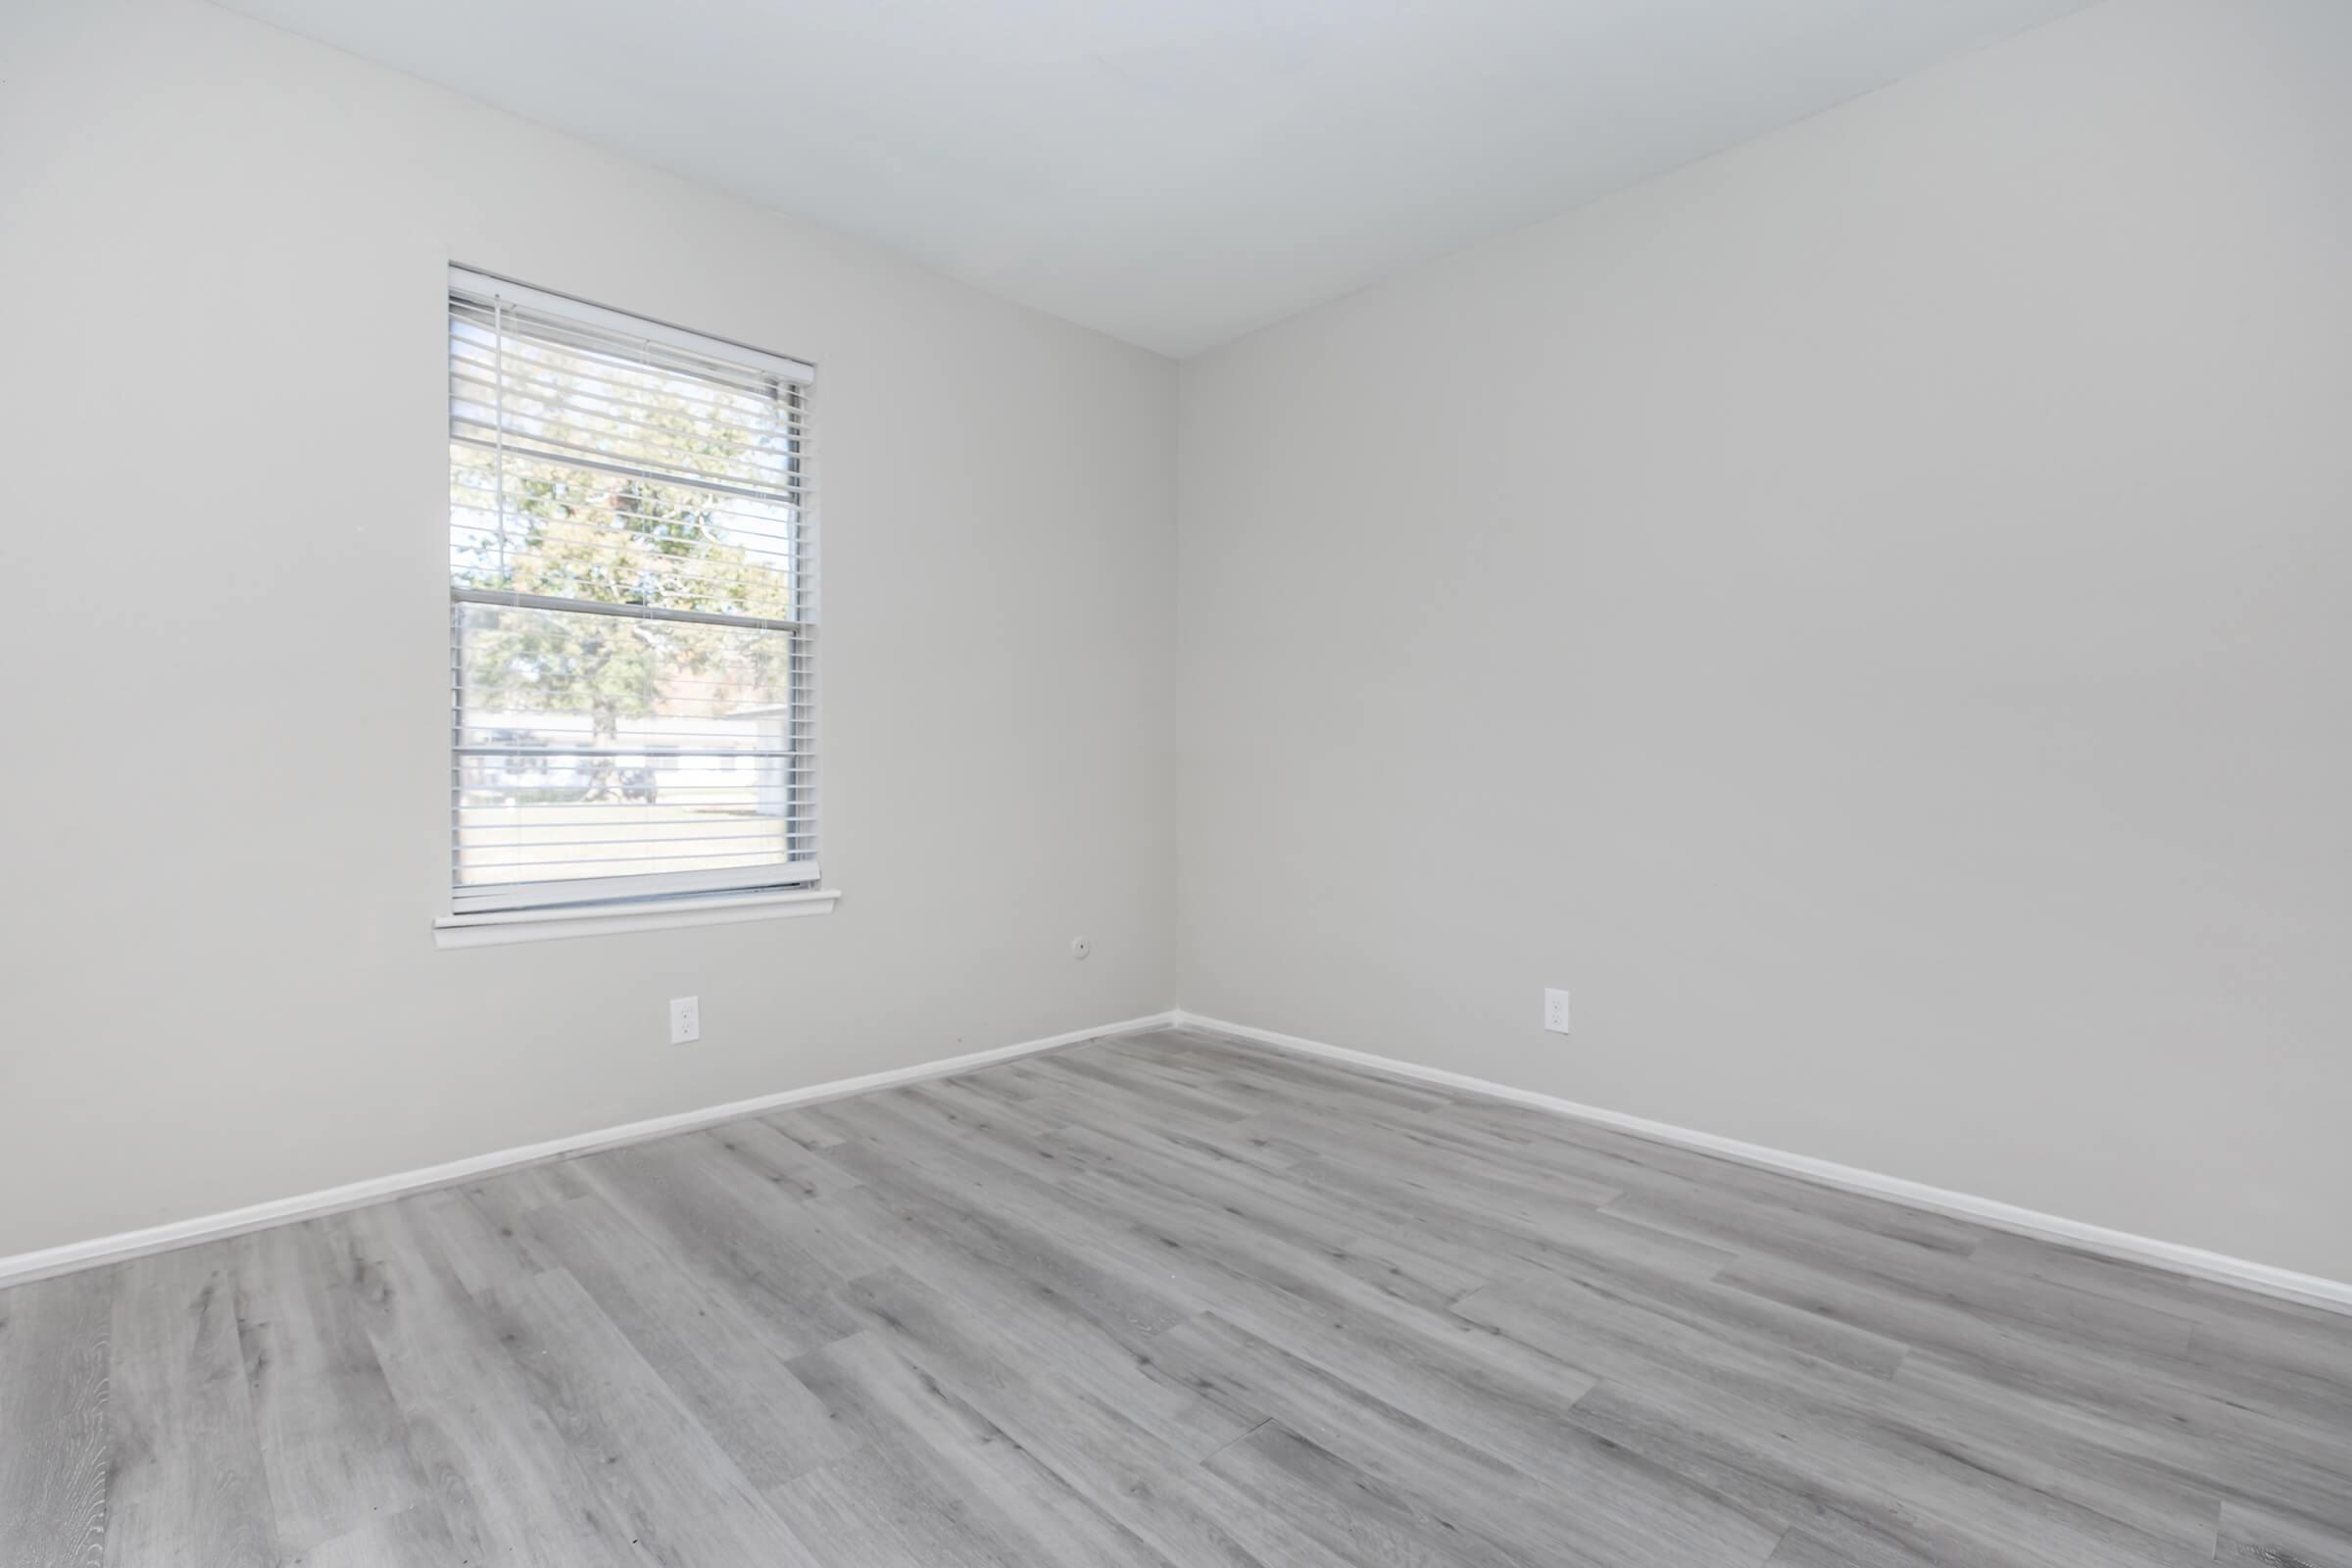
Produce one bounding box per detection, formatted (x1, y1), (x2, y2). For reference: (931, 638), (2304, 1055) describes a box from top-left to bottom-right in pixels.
(5, 1028), (2350, 1567)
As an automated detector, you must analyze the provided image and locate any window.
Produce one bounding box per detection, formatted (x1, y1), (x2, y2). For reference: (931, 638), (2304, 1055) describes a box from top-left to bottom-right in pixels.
(446, 268), (817, 921)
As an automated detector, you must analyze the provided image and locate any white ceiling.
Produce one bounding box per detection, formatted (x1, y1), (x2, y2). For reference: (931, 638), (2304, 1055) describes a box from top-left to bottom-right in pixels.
(214, 0), (2095, 356)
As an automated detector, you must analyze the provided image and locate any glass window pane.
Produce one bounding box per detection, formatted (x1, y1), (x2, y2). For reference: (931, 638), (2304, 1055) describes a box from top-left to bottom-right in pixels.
(452, 602), (809, 889)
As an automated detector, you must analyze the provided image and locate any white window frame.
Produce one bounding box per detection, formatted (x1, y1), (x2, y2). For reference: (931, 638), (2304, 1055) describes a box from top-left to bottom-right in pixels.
(434, 266), (835, 947)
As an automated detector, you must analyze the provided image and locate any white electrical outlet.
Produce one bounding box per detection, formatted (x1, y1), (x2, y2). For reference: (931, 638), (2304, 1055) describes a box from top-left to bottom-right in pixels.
(669, 996), (701, 1045)
(1544, 988), (1571, 1035)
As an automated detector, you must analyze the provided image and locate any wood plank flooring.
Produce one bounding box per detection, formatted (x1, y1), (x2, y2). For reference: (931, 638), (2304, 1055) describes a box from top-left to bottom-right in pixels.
(4, 1027), (2349, 1567)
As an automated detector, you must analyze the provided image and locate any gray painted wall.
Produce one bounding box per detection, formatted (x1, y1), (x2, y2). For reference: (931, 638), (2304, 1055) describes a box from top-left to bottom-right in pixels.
(1176, 0), (2352, 1281)
(0, 0), (1177, 1258)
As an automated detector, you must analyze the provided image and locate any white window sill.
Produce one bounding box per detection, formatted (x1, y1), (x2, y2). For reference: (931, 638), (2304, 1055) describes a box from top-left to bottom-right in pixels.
(434, 888), (840, 949)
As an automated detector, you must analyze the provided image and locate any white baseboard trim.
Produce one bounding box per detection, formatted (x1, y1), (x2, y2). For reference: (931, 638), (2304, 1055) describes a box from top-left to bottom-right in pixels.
(0, 1010), (1176, 1292)
(18, 1004), (2346, 1317)
(1172, 1010), (2352, 1317)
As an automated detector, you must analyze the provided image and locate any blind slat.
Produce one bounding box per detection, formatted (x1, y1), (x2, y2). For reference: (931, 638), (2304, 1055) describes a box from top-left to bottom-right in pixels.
(448, 359), (803, 457)
(450, 586), (808, 635)
(449, 430), (803, 511)
(450, 858), (820, 915)
(448, 390), (806, 486)
(449, 272), (814, 386)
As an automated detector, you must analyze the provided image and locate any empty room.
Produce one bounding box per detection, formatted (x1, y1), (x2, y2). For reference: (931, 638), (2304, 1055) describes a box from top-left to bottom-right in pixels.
(3, 0), (2348, 1563)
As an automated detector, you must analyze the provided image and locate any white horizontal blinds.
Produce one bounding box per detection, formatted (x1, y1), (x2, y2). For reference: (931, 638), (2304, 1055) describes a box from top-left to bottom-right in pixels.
(448, 269), (817, 914)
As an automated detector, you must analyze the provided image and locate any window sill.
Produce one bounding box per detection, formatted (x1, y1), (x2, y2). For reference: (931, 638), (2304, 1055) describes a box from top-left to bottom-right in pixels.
(433, 888), (840, 949)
